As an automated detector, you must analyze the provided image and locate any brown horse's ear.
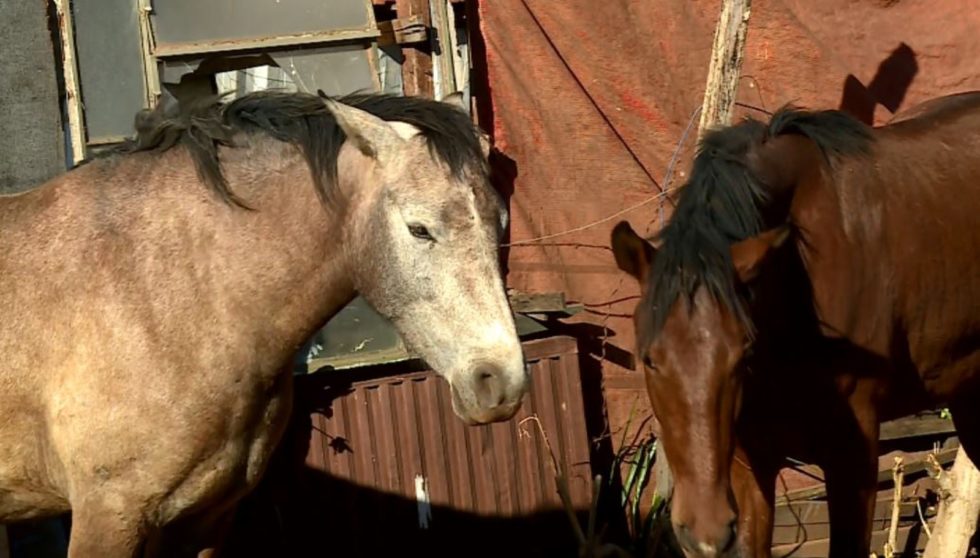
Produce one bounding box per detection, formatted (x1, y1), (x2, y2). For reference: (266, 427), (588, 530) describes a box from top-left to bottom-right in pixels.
(730, 226), (792, 282)
(611, 221), (656, 281)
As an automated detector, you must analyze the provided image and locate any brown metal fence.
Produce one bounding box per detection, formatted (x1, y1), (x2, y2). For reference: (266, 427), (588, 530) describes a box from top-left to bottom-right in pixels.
(225, 334), (597, 557)
(306, 334), (593, 516)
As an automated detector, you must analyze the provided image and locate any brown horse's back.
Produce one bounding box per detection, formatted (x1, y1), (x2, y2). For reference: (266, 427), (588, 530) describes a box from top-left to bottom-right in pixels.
(796, 92), (980, 406)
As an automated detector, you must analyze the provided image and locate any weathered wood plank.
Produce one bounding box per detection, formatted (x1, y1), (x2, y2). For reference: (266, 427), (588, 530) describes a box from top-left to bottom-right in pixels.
(376, 15), (428, 47)
(773, 499), (917, 527)
(429, 0), (457, 98)
(697, 0), (753, 139)
(923, 447), (980, 558)
(508, 292), (567, 314)
(772, 524), (927, 558)
(52, 0), (87, 164)
(394, 0), (434, 97)
(776, 448), (959, 505)
(772, 499), (921, 546)
(879, 415), (957, 441)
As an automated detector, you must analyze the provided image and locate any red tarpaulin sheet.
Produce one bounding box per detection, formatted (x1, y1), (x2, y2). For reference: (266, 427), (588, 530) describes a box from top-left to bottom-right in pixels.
(475, 0), (980, 435)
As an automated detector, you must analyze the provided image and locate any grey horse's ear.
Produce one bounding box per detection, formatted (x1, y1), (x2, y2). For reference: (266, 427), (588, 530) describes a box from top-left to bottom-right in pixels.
(441, 91), (467, 111)
(322, 97), (405, 159)
(440, 90), (490, 157)
(478, 130), (491, 159)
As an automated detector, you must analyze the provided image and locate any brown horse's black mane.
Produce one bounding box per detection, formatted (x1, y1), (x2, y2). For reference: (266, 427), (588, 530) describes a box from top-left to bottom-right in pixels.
(642, 105), (874, 342)
(110, 90), (489, 207)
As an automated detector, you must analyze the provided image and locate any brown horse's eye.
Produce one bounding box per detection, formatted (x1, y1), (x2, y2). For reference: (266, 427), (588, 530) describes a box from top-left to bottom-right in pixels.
(408, 224), (435, 241)
(642, 355), (656, 370)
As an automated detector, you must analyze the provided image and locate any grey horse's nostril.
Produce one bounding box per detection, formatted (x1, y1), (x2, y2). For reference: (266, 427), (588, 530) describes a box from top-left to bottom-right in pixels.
(472, 363), (506, 408)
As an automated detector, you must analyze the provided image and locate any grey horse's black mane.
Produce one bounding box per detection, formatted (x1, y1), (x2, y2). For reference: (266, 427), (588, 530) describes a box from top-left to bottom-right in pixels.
(112, 90), (488, 207)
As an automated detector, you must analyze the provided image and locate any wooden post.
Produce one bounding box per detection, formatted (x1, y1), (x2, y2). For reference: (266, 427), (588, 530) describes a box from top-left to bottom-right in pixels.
(883, 456), (905, 558)
(429, 0), (457, 99)
(394, 0), (434, 97)
(923, 447), (980, 558)
(697, 0), (753, 139)
(653, 0), (753, 507)
(52, 0), (87, 166)
(136, 0), (161, 108)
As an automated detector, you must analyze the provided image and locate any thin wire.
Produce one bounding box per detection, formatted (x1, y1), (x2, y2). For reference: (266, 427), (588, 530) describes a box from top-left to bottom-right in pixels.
(501, 101), (701, 248)
(241, 70), (294, 86)
(518, 0), (665, 193)
(739, 75), (770, 113)
(656, 105), (701, 228)
(501, 188), (676, 247)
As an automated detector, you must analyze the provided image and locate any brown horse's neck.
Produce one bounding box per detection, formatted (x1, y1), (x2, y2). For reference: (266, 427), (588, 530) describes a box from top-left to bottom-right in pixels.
(748, 134), (825, 224)
(782, 107), (980, 401)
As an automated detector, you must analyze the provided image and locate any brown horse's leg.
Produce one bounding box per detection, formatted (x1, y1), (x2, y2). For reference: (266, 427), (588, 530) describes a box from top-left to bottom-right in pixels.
(731, 446), (777, 558)
(950, 393), (980, 465)
(822, 405), (879, 558)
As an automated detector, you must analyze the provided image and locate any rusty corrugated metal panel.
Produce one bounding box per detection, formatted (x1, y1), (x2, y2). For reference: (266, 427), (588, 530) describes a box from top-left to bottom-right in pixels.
(301, 335), (593, 555)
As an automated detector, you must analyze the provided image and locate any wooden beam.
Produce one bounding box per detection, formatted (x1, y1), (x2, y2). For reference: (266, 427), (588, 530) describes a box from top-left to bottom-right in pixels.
(923, 448), (980, 558)
(879, 414), (957, 441)
(697, 0), (753, 139)
(52, 0), (86, 165)
(376, 15), (428, 47)
(772, 524), (927, 558)
(771, 499), (920, 547)
(153, 27), (380, 58)
(394, 0), (434, 97)
(136, 0), (161, 107)
(447, 1), (469, 95)
(775, 447), (959, 505)
(429, 0), (457, 98)
(508, 292), (568, 314)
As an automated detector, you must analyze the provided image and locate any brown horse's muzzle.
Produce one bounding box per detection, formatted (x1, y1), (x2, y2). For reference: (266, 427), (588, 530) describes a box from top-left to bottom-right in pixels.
(672, 487), (738, 558)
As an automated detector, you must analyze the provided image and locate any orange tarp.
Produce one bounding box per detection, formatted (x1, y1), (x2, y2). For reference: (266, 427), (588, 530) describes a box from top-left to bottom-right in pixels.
(475, 0), (980, 439)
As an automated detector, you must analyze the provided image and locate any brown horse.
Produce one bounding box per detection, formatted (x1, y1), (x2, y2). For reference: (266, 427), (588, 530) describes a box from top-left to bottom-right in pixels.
(0, 90), (528, 556)
(612, 91), (980, 558)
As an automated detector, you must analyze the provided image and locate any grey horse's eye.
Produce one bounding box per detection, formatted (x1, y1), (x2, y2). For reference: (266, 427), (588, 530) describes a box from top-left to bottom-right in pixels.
(408, 224), (435, 241)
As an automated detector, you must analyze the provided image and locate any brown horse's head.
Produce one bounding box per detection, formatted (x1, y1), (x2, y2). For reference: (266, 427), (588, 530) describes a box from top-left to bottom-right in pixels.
(321, 93), (527, 425)
(611, 108), (872, 557)
(612, 221), (789, 557)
